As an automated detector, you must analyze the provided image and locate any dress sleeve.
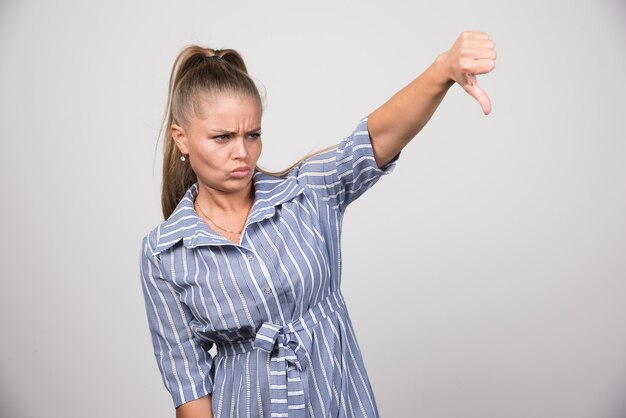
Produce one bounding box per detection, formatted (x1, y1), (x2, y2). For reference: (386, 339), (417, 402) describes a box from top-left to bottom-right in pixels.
(139, 235), (214, 408)
(289, 116), (398, 213)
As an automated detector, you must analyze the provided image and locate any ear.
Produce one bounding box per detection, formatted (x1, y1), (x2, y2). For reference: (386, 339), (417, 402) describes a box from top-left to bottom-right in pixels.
(171, 123), (190, 155)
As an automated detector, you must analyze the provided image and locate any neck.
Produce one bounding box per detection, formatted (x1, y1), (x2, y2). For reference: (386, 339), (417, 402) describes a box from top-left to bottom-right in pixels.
(196, 182), (254, 215)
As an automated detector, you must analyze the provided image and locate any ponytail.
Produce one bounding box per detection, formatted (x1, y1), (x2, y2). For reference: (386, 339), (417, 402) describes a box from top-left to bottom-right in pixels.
(159, 46), (260, 219)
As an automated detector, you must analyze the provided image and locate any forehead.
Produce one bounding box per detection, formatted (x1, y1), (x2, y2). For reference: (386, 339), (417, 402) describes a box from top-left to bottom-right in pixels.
(192, 93), (262, 128)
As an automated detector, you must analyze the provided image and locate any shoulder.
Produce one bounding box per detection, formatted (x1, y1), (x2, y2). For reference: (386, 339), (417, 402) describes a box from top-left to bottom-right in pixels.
(284, 117), (383, 179)
(251, 170), (308, 208)
(140, 183), (204, 258)
(140, 223), (163, 258)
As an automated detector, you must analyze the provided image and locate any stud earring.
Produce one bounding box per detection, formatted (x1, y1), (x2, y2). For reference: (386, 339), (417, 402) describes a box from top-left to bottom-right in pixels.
(180, 155), (186, 162)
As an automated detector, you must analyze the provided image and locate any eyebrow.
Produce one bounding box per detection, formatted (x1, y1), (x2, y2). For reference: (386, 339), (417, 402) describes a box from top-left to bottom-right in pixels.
(209, 127), (261, 135)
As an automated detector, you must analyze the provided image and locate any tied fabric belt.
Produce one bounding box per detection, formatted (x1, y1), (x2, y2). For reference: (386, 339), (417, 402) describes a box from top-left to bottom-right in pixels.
(216, 290), (347, 418)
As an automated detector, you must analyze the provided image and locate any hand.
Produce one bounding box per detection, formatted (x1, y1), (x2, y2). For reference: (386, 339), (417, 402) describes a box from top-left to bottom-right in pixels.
(439, 31), (497, 115)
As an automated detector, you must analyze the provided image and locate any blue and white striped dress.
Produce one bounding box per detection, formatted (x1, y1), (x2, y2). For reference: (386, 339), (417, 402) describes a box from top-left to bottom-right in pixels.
(140, 117), (397, 417)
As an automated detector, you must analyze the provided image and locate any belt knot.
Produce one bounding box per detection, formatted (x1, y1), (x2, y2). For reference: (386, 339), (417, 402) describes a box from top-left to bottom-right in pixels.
(233, 291), (347, 417)
(252, 321), (284, 353)
(253, 321), (307, 417)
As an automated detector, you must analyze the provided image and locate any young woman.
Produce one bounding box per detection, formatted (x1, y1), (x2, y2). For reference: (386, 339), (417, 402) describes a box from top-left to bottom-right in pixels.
(140, 31), (496, 418)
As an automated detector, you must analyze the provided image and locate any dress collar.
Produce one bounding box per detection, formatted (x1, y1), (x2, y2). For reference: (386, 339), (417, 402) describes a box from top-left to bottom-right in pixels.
(151, 171), (305, 255)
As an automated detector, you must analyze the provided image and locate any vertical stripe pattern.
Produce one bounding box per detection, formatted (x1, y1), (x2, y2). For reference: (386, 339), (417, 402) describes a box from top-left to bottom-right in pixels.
(140, 117), (397, 416)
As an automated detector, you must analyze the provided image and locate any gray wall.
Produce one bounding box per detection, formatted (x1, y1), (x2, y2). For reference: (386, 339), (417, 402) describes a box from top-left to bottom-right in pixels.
(1, 0), (625, 417)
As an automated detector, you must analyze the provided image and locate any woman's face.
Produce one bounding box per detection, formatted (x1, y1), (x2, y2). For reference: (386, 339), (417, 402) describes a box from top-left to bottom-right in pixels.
(172, 93), (263, 197)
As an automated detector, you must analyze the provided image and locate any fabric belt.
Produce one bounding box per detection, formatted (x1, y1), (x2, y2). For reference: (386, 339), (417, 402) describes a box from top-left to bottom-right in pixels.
(216, 289), (347, 418)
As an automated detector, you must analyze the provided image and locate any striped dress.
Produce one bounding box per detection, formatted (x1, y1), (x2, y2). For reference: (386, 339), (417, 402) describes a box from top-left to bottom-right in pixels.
(140, 117), (397, 417)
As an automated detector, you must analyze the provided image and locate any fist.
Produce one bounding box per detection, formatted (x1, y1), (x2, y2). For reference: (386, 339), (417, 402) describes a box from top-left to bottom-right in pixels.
(440, 31), (497, 115)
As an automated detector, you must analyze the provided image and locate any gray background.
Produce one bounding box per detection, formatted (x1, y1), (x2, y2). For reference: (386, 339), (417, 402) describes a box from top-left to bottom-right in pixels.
(1, 0), (625, 417)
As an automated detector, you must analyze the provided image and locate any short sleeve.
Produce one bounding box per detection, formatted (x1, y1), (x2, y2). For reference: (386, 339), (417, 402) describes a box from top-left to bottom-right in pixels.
(139, 235), (214, 408)
(289, 116), (398, 213)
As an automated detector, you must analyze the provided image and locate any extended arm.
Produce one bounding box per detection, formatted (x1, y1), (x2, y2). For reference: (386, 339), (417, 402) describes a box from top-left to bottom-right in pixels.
(368, 31), (496, 167)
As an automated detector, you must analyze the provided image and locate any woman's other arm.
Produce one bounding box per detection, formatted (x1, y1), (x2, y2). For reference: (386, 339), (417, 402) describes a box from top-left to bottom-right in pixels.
(175, 394), (213, 418)
(368, 30), (497, 168)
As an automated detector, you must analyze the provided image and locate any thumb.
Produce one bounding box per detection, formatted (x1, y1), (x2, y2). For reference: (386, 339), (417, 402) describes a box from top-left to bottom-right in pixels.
(465, 74), (492, 115)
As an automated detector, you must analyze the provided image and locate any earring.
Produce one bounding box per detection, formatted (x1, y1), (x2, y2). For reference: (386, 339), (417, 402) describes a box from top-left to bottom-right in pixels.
(180, 155), (186, 161)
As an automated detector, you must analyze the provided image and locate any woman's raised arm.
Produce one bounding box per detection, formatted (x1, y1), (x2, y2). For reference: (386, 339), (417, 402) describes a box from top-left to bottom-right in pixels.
(367, 30), (497, 168)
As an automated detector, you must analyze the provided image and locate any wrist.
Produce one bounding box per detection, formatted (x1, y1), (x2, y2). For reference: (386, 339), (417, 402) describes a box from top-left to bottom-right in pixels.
(432, 52), (456, 89)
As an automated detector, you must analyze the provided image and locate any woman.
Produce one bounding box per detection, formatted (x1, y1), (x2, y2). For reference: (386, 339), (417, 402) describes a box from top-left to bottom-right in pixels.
(140, 31), (496, 417)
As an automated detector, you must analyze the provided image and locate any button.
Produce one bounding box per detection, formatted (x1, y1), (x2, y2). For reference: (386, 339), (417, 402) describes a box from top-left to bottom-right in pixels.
(247, 254), (255, 261)
(263, 287), (272, 294)
(273, 319), (282, 326)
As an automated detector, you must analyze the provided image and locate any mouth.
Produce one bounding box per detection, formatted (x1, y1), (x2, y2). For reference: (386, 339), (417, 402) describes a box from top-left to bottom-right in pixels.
(231, 166), (252, 178)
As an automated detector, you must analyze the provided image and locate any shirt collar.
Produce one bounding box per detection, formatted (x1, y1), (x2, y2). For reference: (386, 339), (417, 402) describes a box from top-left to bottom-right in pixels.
(151, 171), (305, 255)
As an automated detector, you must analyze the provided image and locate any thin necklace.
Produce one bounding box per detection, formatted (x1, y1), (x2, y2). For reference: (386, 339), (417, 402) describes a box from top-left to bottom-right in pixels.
(194, 200), (249, 235)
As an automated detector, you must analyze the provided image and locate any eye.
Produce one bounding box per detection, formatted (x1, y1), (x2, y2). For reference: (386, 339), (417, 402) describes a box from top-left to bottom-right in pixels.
(212, 134), (230, 142)
(247, 132), (261, 140)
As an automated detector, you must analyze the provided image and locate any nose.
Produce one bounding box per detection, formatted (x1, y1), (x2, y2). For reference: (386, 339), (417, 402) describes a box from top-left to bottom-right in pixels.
(231, 137), (249, 159)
